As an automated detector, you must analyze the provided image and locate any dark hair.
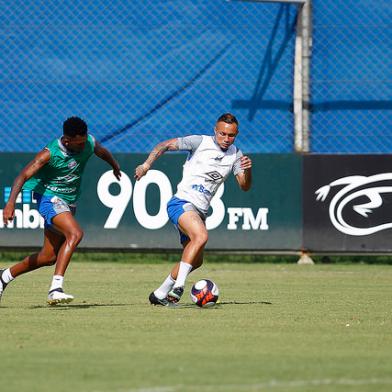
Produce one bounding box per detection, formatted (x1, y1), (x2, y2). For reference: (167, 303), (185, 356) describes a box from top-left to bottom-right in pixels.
(63, 117), (88, 137)
(217, 113), (239, 127)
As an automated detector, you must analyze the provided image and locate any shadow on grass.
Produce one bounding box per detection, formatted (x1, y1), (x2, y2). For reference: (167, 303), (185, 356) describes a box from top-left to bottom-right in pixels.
(29, 303), (130, 310)
(174, 300), (272, 309)
(24, 300), (272, 310)
(219, 300), (272, 305)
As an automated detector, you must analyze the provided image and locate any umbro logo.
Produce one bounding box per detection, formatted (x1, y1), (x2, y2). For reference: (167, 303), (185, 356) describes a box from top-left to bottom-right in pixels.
(206, 171), (223, 182)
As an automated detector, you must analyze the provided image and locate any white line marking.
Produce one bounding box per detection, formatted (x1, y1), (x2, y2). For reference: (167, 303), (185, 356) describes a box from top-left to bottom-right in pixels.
(99, 377), (392, 392)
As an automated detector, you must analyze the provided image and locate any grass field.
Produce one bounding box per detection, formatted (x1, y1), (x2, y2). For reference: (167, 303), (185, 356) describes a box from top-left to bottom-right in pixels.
(1, 256), (392, 392)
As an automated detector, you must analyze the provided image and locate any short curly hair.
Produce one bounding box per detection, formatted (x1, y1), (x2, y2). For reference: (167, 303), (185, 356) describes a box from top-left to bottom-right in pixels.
(63, 117), (88, 137)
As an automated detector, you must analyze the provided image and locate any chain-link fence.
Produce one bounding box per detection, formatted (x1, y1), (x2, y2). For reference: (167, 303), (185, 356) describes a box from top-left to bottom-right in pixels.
(311, 0), (392, 153)
(3, 1), (390, 154)
(1, 0), (298, 154)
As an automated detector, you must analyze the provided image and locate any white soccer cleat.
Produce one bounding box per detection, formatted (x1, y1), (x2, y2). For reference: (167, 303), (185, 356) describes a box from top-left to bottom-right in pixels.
(47, 288), (74, 306)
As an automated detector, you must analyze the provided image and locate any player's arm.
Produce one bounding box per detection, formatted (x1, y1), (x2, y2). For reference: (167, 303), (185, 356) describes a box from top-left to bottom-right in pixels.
(235, 156), (252, 191)
(94, 141), (121, 181)
(134, 138), (179, 181)
(2, 149), (50, 226)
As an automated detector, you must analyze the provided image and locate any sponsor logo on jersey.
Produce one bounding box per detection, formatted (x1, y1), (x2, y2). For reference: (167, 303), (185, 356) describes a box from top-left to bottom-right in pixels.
(205, 171), (223, 182)
(191, 184), (212, 196)
(68, 159), (78, 169)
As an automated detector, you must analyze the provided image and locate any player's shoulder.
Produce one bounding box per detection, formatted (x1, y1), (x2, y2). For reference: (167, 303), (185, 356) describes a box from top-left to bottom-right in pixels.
(227, 143), (240, 156)
(198, 135), (221, 151)
(86, 133), (96, 152)
(87, 133), (96, 146)
(199, 135), (212, 143)
(181, 134), (205, 140)
(44, 137), (62, 155)
(46, 137), (60, 148)
(178, 134), (204, 151)
(233, 144), (242, 155)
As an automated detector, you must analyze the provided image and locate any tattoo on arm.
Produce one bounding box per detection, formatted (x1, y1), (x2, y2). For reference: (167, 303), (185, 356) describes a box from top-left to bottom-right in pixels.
(152, 143), (168, 157)
(145, 139), (178, 167)
(26, 154), (49, 177)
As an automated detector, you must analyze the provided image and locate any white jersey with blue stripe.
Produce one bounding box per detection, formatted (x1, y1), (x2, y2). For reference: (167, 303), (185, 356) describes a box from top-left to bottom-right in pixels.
(175, 135), (243, 215)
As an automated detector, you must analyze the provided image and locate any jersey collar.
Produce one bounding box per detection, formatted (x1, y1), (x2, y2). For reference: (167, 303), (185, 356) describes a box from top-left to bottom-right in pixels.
(57, 137), (77, 156)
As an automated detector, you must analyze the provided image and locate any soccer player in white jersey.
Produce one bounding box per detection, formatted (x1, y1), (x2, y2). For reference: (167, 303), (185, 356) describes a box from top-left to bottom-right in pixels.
(134, 113), (252, 306)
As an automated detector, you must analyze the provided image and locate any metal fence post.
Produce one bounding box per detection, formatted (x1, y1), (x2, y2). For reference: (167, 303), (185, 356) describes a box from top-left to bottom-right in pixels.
(294, 0), (312, 153)
(293, 4), (303, 152)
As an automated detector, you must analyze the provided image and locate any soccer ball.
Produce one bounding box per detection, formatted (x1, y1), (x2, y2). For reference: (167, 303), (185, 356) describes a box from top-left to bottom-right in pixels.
(190, 279), (219, 307)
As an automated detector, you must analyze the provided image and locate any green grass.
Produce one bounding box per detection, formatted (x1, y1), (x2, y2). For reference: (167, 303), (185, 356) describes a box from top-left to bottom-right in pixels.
(1, 260), (392, 392)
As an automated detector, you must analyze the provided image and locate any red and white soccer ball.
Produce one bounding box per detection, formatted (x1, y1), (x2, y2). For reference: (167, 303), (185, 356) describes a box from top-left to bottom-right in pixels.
(190, 279), (219, 307)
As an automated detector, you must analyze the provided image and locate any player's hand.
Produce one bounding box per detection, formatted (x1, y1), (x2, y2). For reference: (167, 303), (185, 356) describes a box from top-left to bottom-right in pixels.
(3, 203), (15, 226)
(112, 163), (121, 181)
(134, 163), (150, 181)
(240, 156), (252, 170)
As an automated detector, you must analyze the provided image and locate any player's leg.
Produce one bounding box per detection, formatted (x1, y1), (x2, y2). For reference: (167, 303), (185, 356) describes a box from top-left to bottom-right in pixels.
(11, 229), (64, 276)
(50, 212), (83, 275)
(47, 211), (83, 305)
(177, 211), (208, 264)
(169, 244), (204, 279)
(149, 239), (204, 305)
(167, 211), (208, 302)
(150, 212), (207, 305)
(0, 228), (64, 303)
(149, 197), (207, 306)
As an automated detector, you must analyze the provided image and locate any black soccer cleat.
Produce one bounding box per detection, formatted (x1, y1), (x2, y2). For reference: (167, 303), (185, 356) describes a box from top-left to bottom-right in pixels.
(167, 286), (184, 303)
(0, 270), (8, 303)
(149, 292), (170, 306)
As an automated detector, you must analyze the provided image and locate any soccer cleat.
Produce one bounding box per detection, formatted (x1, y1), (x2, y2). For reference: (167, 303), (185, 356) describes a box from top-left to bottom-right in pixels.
(167, 286), (184, 303)
(149, 292), (169, 306)
(47, 288), (74, 306)
(0, 270), (8, 303)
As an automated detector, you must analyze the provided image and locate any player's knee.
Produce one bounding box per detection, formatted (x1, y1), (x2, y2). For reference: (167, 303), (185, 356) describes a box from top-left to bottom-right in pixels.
(66, 229), (84, 246)
(194, 232), (208, 248)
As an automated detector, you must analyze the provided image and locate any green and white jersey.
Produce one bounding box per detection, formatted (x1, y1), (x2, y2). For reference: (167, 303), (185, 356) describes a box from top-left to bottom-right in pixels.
(24, 134), (96, 204)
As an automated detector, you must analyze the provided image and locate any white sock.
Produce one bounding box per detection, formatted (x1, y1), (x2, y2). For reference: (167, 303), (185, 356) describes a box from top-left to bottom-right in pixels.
(173, 261), (193, 289)
(1, 268), (14, 284)
(49, 275), (64, 292)
(154, 274), (175, 300)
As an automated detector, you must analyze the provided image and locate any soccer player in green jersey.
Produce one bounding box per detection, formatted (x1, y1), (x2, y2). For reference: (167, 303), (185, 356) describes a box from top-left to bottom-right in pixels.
(0, 117), (121, 305)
